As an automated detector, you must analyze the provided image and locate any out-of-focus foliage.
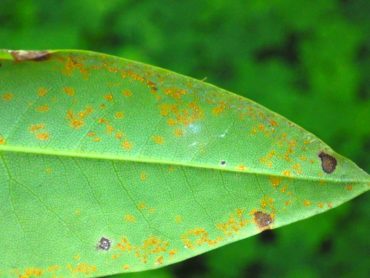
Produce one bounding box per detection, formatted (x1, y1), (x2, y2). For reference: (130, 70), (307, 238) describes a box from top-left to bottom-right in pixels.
(0, 0), (368, 277)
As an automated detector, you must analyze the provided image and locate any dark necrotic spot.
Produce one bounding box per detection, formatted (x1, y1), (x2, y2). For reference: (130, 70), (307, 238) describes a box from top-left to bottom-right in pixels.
(97, 237), (111, 251)
(253, 211), (273, 230)
(10, 50), (50, 62)
(220, 160), (226, 166)
(318, 152), (337, 174)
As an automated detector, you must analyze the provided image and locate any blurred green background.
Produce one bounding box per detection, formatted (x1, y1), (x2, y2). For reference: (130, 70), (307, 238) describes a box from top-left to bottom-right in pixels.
(1, 0), (369, 277)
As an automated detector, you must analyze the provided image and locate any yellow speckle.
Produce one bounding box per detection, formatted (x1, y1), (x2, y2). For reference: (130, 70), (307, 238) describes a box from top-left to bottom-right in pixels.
(236, 164), (248, 171)
(122, 89), (132, 97)
(175, 215), (183, 223)
(35, 104), (49, 112)
(115, 111), (124, 119)
(68, 262), (96, 274)
(137, 202), (146, 210)
(93, 137), (101, 142)
(2, 93), (13, 101)
(45, 167), (53, 174)
(124, 214), (136, 223)
(345, 184), (353, 191)
(167, 118), (177, 126)
(174, 128), (184, 137)
(122, 264), (130, 270)
(122, 140), (133, 150)
(73, 254), (81, 261)
(282, 170), (291, 177)
(87, 131), (96, 137)
(318, 202), (324, 208)
(18, 267), (43, 278)
(155, 256), (164, 265)
(140, 172), (148, 181)
(212, 102), (226, 115)
(74, 209), (81, 216)
(64, 87), (75, 96)
(152, 135), (164, 145)
(104, 93), (113, 101)
(37, 87), (48, 97)
(0, 136), (5, 145)
(303, 200), (311, 207)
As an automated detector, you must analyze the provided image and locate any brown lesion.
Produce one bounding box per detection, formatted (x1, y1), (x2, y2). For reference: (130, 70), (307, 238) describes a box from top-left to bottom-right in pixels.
(10, 50), (50, 61)
(318, 152), (337, 174)
(253, 211), (274, 230)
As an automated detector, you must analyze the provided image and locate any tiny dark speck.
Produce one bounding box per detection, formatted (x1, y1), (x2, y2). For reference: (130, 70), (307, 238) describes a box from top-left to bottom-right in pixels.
(318, 152), (337, 174)
(97, 237), (111, 251)
(220, 160), (226, 166)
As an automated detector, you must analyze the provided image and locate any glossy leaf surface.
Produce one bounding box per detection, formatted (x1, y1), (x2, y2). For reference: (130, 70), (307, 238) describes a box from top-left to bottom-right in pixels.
(0, 50), (368, 277)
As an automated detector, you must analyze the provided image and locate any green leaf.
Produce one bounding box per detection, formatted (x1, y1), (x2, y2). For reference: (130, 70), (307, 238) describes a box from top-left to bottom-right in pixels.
(0, 49), (368, 278)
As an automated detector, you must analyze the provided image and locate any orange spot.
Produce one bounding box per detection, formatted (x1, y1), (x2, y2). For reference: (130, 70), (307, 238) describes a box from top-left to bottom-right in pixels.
(0, 136), (5, 145)
(115, 132), (124, 140)
(164, 88), (186, 99)
(66, 106), (93, 129)
(212, 102), (226, 115)
(2, 93), (13, 101)
(217, 208), (248, 236)
(303, 200), (311, 207)
(106, 125), (114, 133)
(122, 140), (133, 150)
(122, 264), (130, 270)
(29, 124), (45, 132)
(36, 132), (49, 141)
(124, 214), (136, 223)
(115, 111), (124, 119)
(345, 184), (353, 191)
(64, 87), (75, 96)
(269, 176), (281, 188)
(122, 89), (132, 97)
(318, 202), (324, 208)
(104, 93), (113, 101)
(152, 135), (164, 145)
(87, 131), (96, 137)
(93, 137), (101, 142)
(35, 105), (49, 112)
(37, 87), (48, 97)
(168, 249), (177, 256)
(181, 228), (221, 250)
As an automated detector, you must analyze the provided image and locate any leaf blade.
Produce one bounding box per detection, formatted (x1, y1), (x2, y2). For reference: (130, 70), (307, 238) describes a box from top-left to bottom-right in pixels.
(0, 50), (368, 277)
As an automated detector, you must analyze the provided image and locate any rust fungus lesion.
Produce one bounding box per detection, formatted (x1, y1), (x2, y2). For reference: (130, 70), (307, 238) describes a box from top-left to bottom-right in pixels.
(318, 152), (337, 174)
(253, 211), (274, 230)
(10, 50), (50, 61)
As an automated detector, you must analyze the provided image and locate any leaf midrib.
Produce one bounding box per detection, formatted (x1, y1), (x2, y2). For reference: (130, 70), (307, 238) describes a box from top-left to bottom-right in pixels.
(1, 145), (368, 184)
